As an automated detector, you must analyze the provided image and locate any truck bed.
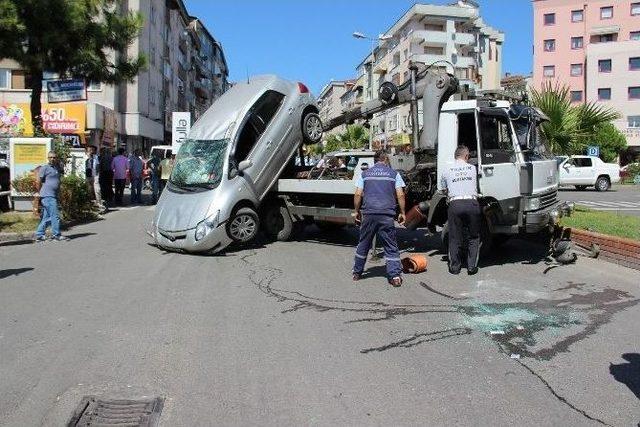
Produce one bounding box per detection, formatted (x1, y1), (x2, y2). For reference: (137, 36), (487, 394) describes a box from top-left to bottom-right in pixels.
(276, 178), (356, 195)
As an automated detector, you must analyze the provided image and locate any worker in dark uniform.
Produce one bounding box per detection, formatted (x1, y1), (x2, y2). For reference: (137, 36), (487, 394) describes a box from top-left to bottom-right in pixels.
(441, 145), (481, 275)
(353, 150), (406, 287)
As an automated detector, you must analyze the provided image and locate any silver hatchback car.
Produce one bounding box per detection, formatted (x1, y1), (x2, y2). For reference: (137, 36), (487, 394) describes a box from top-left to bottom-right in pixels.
(151, 75), (322, 253)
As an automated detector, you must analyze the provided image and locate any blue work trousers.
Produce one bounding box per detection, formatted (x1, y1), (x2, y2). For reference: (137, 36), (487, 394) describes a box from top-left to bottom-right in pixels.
(36, 196), (61, 238)
(151, 174), (160, 203)
(353, 214), (402, 279)
(131, 177), (142, 203)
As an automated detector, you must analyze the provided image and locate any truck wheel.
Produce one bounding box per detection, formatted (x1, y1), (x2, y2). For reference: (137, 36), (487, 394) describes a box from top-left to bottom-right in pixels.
(575, 185), (587, 191)
(262, 202), (295, 241)
(302, 112), (323, 144)
(316, 221), (344, 232)
(595, 176), (610, 192)
(227, 207), (260, 243)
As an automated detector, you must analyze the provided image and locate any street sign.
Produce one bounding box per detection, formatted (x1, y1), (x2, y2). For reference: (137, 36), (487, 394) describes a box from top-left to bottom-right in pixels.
(171, 112), (191, 154)
(587, 146), (600, 157)
(46, 79), (87, 103)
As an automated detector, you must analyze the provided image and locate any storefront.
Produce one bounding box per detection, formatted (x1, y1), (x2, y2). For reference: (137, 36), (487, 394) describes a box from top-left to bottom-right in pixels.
(0, 102), (87, 145)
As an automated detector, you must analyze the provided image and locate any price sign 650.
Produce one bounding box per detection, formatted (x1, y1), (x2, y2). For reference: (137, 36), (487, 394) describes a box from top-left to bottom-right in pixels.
(41, 108), (65, 122)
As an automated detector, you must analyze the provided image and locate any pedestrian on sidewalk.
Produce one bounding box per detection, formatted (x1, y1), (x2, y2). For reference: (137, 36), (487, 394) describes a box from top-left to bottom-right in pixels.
(34, 151), (69, 241)
(441, 145), (481, 275)
(352, 150), (406, 287)
(159, 153), (175, 194)
(98, 148), (114, 207)
(85, 145), (105, 213)
(147, 150), (161, 204)
(129, 149), (144, 204)
(111, 148), (128, 206)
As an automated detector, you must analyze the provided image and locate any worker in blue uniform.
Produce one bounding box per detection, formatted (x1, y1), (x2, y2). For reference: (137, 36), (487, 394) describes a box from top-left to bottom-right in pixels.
(352, 150), (406, 287)
(441, 145), (481, 275)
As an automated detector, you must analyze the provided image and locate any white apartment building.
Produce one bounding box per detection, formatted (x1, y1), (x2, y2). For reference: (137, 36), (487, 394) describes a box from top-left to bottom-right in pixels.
(355, 1), (504, 149)
(317, 80), (356, 137)
(0, 0), (229, 154)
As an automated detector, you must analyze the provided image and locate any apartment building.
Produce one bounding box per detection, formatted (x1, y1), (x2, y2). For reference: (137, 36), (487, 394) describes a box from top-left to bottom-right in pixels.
(533, 0), (640, 156)
(353, 1), (503, 149)
(317, 80), (356, 137)
(0, 0), (229, 154)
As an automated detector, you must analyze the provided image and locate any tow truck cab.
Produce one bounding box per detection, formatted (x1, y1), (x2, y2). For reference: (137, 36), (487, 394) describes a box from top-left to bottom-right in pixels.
(436, 99), (568, 234)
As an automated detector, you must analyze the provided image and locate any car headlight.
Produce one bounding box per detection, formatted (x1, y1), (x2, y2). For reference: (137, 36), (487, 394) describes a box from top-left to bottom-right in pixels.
(526, 197), (541, 211)
(195, 210), (220, 241)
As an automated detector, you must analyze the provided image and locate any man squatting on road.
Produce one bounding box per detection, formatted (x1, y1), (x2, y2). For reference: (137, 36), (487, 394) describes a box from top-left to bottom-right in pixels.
(352, 150), (406, 287)
(440, 145), (481, 275)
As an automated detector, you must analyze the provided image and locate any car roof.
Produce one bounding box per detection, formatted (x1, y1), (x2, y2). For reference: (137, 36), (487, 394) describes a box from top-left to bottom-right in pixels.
(189, 75), (294, 141)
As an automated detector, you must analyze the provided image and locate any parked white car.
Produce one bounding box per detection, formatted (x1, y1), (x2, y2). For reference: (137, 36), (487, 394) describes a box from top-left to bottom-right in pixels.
(558, 155), (620, 191)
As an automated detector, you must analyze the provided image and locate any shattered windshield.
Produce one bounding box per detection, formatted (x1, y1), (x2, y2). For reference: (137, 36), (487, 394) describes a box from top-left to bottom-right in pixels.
(512, 117), (554, 161)
(169, 139), (228, 189)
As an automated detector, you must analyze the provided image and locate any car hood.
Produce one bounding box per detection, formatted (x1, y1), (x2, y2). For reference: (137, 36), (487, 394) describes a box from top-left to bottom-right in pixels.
(154, 187), (215, 231)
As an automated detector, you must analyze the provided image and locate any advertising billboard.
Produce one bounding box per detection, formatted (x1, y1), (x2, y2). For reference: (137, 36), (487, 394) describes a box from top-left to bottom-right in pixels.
(0, 103), (86, 144)
(46, 79), (87, 103)
(171, 112), (191, 154)
(9, 137), (52, 195)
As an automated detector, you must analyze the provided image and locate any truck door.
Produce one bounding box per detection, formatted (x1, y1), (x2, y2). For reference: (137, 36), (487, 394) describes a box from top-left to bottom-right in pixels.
(476, 110), (520, 207)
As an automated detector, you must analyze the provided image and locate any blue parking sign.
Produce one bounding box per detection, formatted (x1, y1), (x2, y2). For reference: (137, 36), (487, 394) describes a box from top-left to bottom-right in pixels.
(587, 146), (600, 157)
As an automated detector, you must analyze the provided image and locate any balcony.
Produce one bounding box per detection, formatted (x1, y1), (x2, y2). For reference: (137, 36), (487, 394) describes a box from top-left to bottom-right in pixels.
(411, 30), (448, 46)
(194, 79), (211, 99)
(453, 55), (476, 68)
(412, 53), (448, 66)
(454, 32), (476, 46)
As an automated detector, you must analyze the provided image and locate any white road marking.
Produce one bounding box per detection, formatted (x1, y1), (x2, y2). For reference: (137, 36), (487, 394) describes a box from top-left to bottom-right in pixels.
(577, 200), (640, 209)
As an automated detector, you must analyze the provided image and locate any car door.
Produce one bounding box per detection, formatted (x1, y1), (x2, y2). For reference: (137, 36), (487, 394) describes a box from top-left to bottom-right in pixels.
(559, 158), (579, 185)
(231, 89), (287, 198)
(580, 157), (596, 184)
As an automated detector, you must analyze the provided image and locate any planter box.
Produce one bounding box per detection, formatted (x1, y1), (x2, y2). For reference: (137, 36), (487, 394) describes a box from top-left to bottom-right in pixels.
(568, 228), (640, 271)
(12, 195), (37, 212)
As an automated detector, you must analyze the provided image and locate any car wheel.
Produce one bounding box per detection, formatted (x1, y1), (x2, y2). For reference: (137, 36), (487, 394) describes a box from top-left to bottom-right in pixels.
(302, 112), (323, 144)
(595, 176), (610, 192)
(575, 185), (587, 191)
(262, 202), (295, 241)
(227, 207), (260, 243)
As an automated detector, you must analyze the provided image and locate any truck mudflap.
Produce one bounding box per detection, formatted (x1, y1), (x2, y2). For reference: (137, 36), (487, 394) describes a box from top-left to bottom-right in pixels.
(524, 201), (574, 233)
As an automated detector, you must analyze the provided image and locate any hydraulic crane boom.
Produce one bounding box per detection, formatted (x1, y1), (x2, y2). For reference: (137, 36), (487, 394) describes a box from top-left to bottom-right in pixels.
(322, 64), (459, 151)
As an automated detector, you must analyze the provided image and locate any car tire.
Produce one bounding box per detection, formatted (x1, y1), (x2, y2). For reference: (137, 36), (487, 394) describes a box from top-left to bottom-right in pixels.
(302, 112), (323, 144)
(227, 207), (260, 243)
(575, 185), (587, 191)
(595, 176), (610, 192)
(262, 202), (295, 241)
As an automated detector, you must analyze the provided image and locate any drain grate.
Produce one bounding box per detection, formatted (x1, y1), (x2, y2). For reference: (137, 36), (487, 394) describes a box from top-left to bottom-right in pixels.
(67, 396), (164, 427)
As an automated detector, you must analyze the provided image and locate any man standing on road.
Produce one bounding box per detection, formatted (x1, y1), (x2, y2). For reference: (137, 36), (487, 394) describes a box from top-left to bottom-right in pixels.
(129, 149), (144, 204)
(159, 153), (175, 194)
(441, 145), (481, 275)
(111, 148), (128, 206)
(352, 150), (406, 287)
(147, 151), (161, 204)
(85, 145), (105, 213)
(99, 148), (114, 207)
(34, 151), (69, 241)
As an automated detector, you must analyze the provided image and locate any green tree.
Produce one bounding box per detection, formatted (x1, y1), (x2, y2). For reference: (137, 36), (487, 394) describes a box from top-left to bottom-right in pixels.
(530, 82), (620, 155)
(0, 0), (145, 133)
(324, 124), (369, 153)
(585, 122), (627, 163)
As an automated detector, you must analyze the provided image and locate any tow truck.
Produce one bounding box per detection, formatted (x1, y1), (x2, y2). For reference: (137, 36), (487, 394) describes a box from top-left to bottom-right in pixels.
(262, 63), (573, 257)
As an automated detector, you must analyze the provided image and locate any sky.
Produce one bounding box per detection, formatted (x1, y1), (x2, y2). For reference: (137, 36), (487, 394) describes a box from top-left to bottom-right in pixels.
(185, 0), (533, 94)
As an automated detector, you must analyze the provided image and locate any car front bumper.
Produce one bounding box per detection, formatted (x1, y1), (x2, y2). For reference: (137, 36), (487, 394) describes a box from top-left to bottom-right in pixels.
(150, 222), (232, 254)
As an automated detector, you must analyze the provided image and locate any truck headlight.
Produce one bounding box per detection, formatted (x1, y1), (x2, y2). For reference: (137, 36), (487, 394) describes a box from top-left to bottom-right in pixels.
(195, 210), (220, 241)
(526, 197), (541, 211)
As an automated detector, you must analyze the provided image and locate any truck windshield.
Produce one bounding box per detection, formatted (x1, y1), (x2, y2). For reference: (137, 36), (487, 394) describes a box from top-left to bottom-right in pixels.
(513, 119), (553, 161)
(170, 139), (228, 190)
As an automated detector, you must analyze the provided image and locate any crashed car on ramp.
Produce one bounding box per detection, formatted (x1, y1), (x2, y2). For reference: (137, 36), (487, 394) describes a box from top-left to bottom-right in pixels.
(150, 75), (322, 253)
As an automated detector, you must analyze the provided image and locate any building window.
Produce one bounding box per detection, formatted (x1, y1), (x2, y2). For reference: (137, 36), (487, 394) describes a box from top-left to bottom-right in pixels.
(543, 65), (555, 77)
(544, 39), (555, 52)
(600, 6), (613, 19)
(571, 36), (583, 49)
(630, 87), (640, 99)
(0, 68), (10, 89)
(632, 31), (640, 41)
(598, 59), (612, 72)
(599, 34), (614, 43)
(630, 57), (640, 70)
(632, 2), (640, 15)
(571, 10), (584, 22)
(544, 13), (555, 25)
(598, 88), (611, 100)
(570, 63), (583, 76)
(629, 115), (640, 128)
(570, 91), (583, 102)
(403, 49), (408, 60)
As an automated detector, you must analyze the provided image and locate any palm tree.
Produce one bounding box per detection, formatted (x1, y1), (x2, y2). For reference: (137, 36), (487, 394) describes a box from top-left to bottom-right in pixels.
(324, 124), (369, 153)
(530, 82), (620, 154)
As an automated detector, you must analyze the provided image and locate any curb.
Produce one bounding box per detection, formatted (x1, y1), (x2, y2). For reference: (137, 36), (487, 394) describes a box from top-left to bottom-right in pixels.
(568, 228), (640, 271)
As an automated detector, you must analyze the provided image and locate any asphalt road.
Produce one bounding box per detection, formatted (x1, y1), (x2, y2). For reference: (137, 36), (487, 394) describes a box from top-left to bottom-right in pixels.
(1, 205), (639, 426)
(559, 184), (640, 217)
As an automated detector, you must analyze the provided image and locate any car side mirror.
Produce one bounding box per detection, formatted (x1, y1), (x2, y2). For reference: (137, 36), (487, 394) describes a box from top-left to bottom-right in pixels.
(238, 159), (253, 172)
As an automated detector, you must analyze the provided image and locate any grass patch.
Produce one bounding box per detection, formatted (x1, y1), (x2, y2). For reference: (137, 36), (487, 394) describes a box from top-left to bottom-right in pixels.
(561, 206), (640, 241)
(0, 212), (39, 234)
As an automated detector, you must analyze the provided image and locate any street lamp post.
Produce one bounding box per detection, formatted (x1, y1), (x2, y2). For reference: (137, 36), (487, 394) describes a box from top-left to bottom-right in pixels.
(353, 31), (392, 150)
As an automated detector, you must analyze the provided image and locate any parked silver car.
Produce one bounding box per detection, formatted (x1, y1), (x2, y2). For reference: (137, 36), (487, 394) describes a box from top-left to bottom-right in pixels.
(150, 75), (322, 253)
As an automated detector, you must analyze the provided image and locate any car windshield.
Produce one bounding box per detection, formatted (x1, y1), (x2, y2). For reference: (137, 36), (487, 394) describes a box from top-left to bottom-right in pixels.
(170, 139), (228, 189)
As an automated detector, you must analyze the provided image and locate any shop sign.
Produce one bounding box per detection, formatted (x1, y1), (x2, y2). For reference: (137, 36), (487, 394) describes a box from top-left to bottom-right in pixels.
(0, 103), (86, 144)
(47, 79), (87, 103)
(172, 112), (191, 154)
(9, 137), (52, 194)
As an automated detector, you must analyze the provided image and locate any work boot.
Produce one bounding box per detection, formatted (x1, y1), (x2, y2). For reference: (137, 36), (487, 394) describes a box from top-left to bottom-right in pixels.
(352, 272), (361, 282)
(467, 267), (478, 275)
(389, 277), (402, 287)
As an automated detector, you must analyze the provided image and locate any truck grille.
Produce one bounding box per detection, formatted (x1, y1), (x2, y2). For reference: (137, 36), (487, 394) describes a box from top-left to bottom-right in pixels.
(539, 190), (557, 209)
